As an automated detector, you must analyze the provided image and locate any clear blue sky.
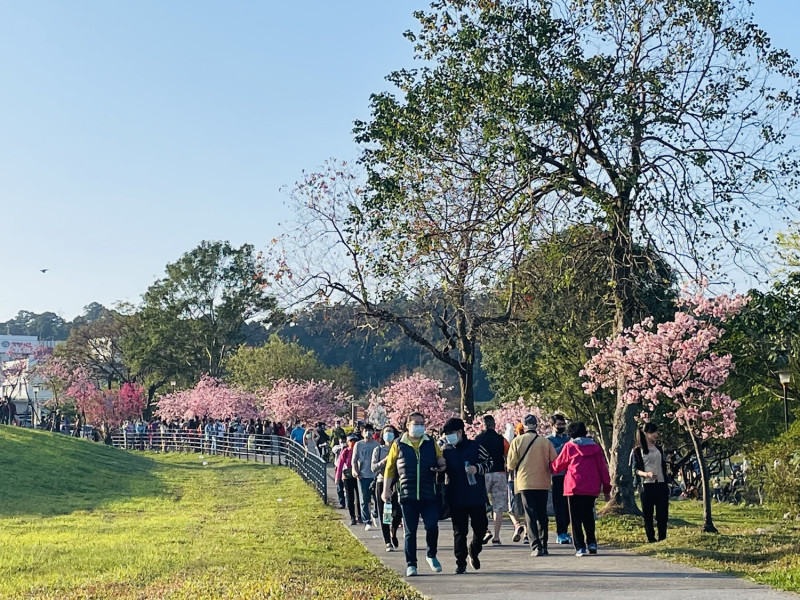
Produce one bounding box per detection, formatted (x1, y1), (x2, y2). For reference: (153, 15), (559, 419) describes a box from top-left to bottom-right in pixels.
(0, 1), (794, 322)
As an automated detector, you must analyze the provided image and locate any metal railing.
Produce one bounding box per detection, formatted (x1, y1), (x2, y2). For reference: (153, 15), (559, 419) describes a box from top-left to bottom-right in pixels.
(109, 430), (328, 504)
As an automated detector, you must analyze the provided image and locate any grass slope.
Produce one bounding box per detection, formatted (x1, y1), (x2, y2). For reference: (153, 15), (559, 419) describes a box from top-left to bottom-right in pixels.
(0, 426), (423, 600)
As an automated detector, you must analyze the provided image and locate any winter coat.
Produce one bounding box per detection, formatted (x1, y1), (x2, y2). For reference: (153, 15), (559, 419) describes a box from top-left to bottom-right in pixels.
(549, 437), (612, 497)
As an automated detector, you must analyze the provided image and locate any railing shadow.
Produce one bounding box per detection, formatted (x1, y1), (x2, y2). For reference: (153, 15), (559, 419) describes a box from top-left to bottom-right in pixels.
(109, 431), (328, 504)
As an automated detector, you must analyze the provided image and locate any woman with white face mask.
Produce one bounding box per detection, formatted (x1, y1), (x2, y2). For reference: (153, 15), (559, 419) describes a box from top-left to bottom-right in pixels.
(372, 424), (402, 552)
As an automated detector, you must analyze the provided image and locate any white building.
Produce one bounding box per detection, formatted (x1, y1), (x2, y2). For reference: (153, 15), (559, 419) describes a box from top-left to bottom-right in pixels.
(1, 334), (57, 425)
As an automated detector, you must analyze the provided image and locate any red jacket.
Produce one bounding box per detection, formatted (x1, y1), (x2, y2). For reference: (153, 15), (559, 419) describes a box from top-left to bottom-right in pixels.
(550, 438), (611, 497)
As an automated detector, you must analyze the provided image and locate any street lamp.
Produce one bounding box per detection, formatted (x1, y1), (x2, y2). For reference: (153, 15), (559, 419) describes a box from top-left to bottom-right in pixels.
(32, 384), (40, 429)
(777, 370), (792, 433)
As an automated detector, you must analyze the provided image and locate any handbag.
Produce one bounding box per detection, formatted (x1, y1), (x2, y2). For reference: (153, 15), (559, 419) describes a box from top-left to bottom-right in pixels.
(342, 467), (354, 479)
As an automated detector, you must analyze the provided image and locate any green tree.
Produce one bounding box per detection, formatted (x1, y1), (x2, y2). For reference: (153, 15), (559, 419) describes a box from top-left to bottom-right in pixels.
(226, 334), (356, 395)
(481, 225), (676, 450)
(125, 241), (278, 395)
(353, 0), (800, 513)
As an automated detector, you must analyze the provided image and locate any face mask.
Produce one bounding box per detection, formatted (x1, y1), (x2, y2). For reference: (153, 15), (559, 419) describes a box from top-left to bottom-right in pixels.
(445, 433), (459, 445)
(409, 424), (426, 438)
(556, 427), (566, 435)
(383, 432), (395, 443)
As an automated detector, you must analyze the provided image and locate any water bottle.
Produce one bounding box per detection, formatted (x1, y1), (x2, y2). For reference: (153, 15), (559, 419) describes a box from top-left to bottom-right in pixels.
(383, 500), (393, 524)
(465, 461), (477, 486)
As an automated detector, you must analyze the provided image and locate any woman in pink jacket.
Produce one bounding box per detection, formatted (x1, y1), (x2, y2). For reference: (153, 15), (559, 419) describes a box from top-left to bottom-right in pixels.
(550, 422), (611, 557)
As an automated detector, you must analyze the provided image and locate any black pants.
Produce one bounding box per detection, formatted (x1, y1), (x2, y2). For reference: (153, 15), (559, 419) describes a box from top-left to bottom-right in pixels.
(343, 477), (358, 521)
(551, 475), (570, 536)
(374, 484), (402, 545)
(567, 495), (596, 550)
(641, 482), (670, 542)
(450, 504), (489, 568)
(520, 489), (549, 551)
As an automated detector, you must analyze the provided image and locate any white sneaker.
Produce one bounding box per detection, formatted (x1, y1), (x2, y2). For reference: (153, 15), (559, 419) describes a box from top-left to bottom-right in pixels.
(365, 524), (373, 531)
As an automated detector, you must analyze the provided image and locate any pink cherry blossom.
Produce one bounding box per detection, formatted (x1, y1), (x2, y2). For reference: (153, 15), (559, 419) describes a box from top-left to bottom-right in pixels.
(365, 373), (456, 429)
(581, 287), (748, 440)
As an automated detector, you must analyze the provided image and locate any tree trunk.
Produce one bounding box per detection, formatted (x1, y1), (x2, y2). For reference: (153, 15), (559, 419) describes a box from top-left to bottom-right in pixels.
(689, 431), (718, 533)
(601, 199), (640, 514)
(457, 364), (475, 423)
(600, 399), (641, 515)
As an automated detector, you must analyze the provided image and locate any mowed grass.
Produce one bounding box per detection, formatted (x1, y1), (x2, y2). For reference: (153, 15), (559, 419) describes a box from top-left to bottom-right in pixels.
(596, 499), (800, 593)
(0, 426), (423, 600)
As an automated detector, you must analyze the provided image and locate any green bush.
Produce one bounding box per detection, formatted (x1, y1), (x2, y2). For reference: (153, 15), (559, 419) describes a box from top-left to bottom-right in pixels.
(748, 420), (800, 512)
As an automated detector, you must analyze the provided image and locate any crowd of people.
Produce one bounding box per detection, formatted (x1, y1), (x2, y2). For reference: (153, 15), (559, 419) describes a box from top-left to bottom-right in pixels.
(331, 411), (632, 577)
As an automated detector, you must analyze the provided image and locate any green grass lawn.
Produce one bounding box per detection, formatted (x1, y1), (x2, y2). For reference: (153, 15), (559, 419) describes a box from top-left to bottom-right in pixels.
(0, 426), (423, 600)
(596, 498), (800, 593)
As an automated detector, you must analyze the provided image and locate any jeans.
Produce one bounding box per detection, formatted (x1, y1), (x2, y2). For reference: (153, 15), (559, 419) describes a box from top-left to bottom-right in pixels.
(400, 498), (439, 567)
(641, 482), (670, 541)
(450, 504), (488, 569)
(567, 495), (597, 550)
(358, 477), (375, 524)
(551, 475), (570, 535)
(520, 489), (549, 551)
(336, 480), (345, 508)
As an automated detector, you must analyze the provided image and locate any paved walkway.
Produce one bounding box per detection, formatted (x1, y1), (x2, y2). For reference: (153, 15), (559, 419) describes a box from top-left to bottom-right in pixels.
(326, 469), (796, 600)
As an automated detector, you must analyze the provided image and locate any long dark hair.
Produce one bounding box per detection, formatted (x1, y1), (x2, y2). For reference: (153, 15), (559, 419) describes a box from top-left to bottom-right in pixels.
(636, 422), (658, 455)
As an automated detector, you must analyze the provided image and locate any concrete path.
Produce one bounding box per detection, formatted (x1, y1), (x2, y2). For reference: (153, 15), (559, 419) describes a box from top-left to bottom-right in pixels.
(326, 470), (797, 600)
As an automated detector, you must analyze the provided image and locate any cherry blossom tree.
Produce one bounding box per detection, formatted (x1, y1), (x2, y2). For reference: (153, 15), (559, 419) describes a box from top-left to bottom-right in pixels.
(581, 286), (749, 532)
(365, 374), (456, 430)
(31, 350), (71, 427)
(258, 379), (349, 426)
(66, 369), (146, 440)
(155, 374), (259, 422)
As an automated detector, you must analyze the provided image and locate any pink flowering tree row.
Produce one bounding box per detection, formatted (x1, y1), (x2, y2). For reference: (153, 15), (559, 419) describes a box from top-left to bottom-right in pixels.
(155, 375), (349, 427)
(366, 373), (456, 431)
(581, 284), (749, 532)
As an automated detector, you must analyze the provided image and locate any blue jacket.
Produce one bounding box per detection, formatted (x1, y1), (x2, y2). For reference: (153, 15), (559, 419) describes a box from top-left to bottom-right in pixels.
(548, 433), (570, 477)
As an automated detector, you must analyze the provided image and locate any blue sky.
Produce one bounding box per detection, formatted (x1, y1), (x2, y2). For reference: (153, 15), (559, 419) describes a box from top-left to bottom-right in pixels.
(0, 1), (795, 322)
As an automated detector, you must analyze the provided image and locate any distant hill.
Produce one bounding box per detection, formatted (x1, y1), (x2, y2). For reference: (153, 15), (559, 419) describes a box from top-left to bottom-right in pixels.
(0, 427), (165, 516)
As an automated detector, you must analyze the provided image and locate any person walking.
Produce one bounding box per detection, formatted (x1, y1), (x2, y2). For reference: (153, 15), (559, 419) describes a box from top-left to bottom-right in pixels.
(549, 422), (611, 556)
(382, 412), (446, 577)
(547, 413), (572, 545)
(474, 415), (511, 546)
(506, 414), (557, 557)
(441, 417), (492, 574)
(353, 423), (380, 529)
(335, 433), (360, 525)
(632, 422), (671, 542)
(372, 424), (402, 552)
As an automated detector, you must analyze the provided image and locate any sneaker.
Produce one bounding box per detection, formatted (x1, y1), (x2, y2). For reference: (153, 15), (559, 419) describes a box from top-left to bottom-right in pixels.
(386, 543), (394, 552)
(350, 519), (357, 526)
(406, 566), (418, 577)
(482, 531), (493, 544)
(557, 533), (570, 544)
(468, 550), (481, 570)
(365, 524), (373, 531)
(492, 539), (502, 546)
(523, 535), (529, 544)
(455, 566), (466, 574)
(541, 543), (549, 556)
(512, 525), (525, 542)
(426, 556), (443, 573)
(588, 543), (598, 555)
(531, 546), (544, 557)
(575, 548), (588, 557)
